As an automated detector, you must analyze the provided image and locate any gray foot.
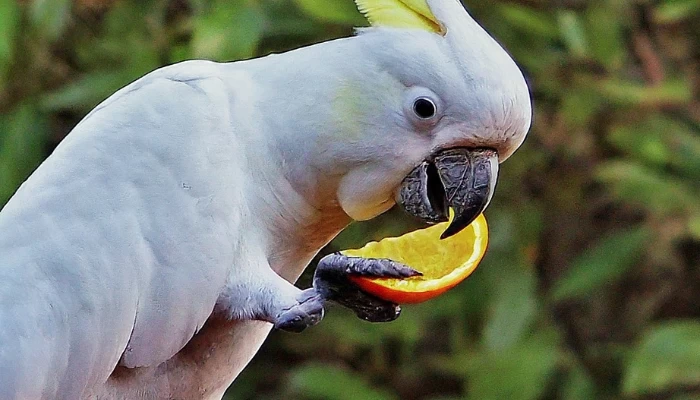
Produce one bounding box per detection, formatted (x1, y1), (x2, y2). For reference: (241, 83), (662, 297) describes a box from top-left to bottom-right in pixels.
(274, 288), (325, 333)
(313, 253), (421, 323)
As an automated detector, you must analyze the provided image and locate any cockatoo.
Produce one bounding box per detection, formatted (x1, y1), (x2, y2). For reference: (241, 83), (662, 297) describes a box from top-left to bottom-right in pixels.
(0, 0), (530, 398)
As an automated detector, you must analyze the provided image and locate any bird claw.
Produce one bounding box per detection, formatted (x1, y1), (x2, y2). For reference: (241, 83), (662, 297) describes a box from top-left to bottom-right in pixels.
(273, 289), (325, 332)
(312, 253), (420, 323)
(273, 254), (419, 332)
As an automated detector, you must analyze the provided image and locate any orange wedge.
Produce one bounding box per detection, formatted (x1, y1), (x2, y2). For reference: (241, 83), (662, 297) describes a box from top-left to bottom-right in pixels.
(343, 213), (488, 304)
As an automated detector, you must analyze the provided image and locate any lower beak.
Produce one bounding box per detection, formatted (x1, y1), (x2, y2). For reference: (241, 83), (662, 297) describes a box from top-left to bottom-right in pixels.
(396, 148), (499, 239)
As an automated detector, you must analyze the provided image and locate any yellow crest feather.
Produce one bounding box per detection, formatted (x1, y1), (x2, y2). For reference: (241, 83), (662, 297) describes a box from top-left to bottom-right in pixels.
(355, 0), (442, 34)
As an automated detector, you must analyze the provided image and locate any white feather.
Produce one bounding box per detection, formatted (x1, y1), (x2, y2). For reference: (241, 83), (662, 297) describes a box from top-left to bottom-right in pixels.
(0, 1), (531, 397)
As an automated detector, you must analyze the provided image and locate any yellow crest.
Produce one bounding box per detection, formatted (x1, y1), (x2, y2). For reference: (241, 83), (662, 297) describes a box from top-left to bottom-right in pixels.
(355, 0), (443, 34)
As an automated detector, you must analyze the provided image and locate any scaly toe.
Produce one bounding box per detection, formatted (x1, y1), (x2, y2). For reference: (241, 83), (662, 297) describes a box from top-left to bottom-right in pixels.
(274, 295), (325, 333)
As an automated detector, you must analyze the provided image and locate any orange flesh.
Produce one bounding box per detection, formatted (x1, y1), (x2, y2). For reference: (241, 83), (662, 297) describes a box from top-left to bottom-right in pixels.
(344, 213), (488, 304)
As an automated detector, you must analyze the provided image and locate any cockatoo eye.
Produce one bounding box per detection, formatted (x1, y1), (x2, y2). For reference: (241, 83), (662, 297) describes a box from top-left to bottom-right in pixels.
(413, 97), (436, 119)
(404, 87), (442, 129)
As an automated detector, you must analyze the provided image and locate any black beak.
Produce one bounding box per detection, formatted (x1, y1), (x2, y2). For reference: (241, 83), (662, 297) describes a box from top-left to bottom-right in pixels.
(396, 148), (499, 239)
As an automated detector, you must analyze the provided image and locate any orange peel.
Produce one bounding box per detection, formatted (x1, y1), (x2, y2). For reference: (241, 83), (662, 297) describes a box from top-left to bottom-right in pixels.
(343, 213), (488, 304)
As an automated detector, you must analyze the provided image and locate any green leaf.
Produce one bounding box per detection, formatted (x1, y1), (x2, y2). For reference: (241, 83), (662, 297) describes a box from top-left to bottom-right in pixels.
(561, 365), (597, 400)
(192, 1), (265, 61)
(688, 214), (700, 239)
(584, 3), (625, 70)
(307, 309), (420, 350)
(467, 330), (560, 400)
(262, 13), (323, 38)
(623, 321), (700, 395)
(560, 87), (603, 128)
(552, 227), (649, 301)
(557, 11), (588, 58)
(482, 267), (537, 352)
(596, 161), (698, 214)
(29, 0), (72, 41)
(0, 0), (19, 86)
(607, 116), (700, 180)
(654, 0), (700, 23)
(595, 78), (692, 106)
(497, 5), (558, 39)
(294, 0), (365, 25)
(287, 364), (397, 400)
(40, 70), (136, 112)
(0, 104), (49, 206)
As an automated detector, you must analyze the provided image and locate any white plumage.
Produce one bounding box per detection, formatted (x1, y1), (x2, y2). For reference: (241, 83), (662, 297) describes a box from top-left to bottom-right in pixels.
(0, 1), (531, 398)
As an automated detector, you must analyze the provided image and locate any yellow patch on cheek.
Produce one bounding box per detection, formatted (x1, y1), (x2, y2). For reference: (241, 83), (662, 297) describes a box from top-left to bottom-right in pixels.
(331, 75), (404, 143)
(332, 84), (365, 142)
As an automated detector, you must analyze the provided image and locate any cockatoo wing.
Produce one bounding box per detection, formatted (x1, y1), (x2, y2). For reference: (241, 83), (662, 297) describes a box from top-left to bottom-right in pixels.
(0, 60), (247, 398)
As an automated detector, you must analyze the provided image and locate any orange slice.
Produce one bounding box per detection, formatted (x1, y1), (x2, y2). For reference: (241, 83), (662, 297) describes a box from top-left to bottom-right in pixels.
(343, 213), (488, 304)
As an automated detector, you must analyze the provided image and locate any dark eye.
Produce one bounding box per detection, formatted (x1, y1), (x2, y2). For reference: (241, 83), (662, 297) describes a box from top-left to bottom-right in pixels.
(413, 97), (437, 119)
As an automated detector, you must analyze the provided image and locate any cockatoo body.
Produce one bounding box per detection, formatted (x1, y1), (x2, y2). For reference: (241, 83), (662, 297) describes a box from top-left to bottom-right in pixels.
(0, 0), (531, 398)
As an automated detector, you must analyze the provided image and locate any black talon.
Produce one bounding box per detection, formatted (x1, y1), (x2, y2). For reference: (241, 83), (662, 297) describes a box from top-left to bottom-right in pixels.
(312, 253), (419, 323)
(274, 254), (420, 331)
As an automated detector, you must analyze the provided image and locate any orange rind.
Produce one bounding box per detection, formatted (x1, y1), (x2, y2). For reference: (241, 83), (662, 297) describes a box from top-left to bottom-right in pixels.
(344, 213), (488, 304)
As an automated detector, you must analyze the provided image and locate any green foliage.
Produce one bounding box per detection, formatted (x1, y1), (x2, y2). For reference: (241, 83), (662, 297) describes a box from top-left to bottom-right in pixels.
(286, 364), (397, 400)
(0, 103), (49, 205)
(191, 1), (265, 60)
(654, 0), (700, 23)
(1, 0), (699, 399)
(0, 0), (19, 89)
(552, 227), (649, 301)
(623, 321), (700, 395)
(466, 329), (560, 400)
(28, 0), (72, 41)
(294, 0), (365, 25)
(561, 365), (597, 400)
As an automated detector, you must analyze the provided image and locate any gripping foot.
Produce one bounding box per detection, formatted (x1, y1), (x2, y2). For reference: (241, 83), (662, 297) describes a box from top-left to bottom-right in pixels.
(313, 253), (421, 322)
(274, 288), (325, 333)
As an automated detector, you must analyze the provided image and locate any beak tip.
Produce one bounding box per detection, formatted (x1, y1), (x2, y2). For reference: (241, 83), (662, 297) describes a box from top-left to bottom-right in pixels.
(396, 147), (499, 237)
(439, 212), (480, 240)
(439, 231), (453, 240)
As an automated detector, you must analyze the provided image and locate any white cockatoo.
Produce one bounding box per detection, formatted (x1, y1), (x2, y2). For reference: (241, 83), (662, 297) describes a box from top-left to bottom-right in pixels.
(0, 0), (531, 398)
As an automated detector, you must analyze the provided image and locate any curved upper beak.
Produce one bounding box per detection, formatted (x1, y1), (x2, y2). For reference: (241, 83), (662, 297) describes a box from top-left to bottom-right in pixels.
(395, 148), (499, 239)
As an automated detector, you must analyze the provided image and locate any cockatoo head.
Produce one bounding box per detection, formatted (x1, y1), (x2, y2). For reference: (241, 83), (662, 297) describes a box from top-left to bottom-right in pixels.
(319, 0), (531, 238)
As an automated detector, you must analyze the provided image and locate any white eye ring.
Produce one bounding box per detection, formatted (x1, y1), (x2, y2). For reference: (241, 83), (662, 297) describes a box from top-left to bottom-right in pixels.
(404, 87), (442, 128)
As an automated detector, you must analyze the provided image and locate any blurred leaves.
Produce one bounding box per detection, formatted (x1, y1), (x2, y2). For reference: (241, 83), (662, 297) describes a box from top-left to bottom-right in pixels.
(0, 0), (19, 88)
(0, 103), (49, 204)
(552, 227), (649, 302)
(607, 116), (700, 180)
(286, 364), (397, 400)
(584, 4), (625, 70)
(29, 0), (72, 41)
(482, 266), (537, 352)
(41, 70), (135, 111)
(497, 5), (558, 40)
(192, 1), (265, 60)
(595, 78), (693, 106)
(654, 0), (700, 23)
(558, 11), (588, 59)
(0, 0), (698, 399)
(623, 321), (700, 396)
(597, 161), (698, 214)
(467, 329), (560, 400)
(560, 366), (597, 400)
(294, 0), (365, 25)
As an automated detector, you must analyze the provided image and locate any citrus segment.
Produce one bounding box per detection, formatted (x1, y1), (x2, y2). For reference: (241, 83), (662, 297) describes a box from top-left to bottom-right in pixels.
(343, 213), (488, 304)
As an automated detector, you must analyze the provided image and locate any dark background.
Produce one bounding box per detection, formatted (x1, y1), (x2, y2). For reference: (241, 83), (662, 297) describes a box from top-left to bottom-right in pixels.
(0, 0), (699, 399)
